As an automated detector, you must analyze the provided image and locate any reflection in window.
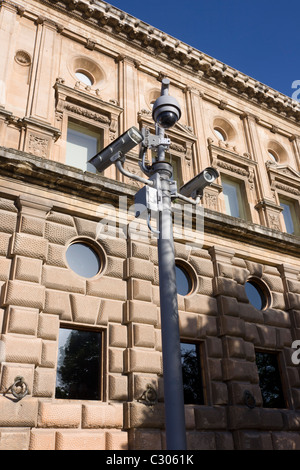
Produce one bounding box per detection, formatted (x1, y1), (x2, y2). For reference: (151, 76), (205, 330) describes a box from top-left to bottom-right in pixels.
(56, 328), (102, 400)
(180, 342), (204, 405)
(66, 242), (101, 278)
(75, 71), (94, 86)
(214, 128), (226, 141)
(222, 177), (245, 219)
(256, 352), (285, 408)
(245, 280), (267, 310)
(279, 198), (298, 235)
(176, 264), (192, 296)
(66, 121), (100, 173)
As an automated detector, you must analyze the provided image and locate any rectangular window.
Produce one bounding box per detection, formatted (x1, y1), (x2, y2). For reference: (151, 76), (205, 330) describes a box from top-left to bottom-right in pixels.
(56, 327), (102, 400)
(180, 342), (204, 405)
(222, 176), (246, 219)
(66, 121), (101, 173)
(255, 351), (285, 408)
(279, 197), (299, 235)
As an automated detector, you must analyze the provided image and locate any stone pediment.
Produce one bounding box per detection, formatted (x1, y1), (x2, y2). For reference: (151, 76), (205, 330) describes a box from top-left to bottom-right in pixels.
(266, 162), (300, 196)
(267, 163), (300, 180)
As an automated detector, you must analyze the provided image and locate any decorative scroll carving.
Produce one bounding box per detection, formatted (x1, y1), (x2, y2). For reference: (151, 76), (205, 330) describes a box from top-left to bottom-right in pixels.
(28, 134), (48, 158)
(64, 103), (110, 124)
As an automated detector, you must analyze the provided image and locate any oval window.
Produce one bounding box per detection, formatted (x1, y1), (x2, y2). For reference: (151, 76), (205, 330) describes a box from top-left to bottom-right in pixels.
(175, 264), (193, 296)
(245, 280), (268, 310)
(214, 128), (226, 141)
(66, 242), (101, 278)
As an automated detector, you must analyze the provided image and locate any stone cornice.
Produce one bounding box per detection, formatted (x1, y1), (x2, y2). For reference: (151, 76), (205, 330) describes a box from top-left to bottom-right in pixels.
(0, 146), (299, 257)
(4, 0), (300, 123)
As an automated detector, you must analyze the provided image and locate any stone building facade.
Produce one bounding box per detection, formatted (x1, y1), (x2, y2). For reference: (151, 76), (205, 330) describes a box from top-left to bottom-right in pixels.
(0, 0), (300, 450)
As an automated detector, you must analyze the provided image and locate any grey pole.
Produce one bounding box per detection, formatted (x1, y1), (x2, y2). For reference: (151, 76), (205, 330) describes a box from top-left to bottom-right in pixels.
(153, 136), (187, 450)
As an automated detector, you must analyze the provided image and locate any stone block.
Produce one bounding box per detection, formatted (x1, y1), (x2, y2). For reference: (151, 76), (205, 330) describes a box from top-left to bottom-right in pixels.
(211, 381), (228, 405)
(132, 324), (155, 348)
(13, 256), (42, 283)
(44, 289), (72, 320)
(262, 274), (284, 293)
(272, 432), (300, 450)
(82, 403), (123, 428)
(106, 431), (128, 450)
(38, 314), (59, 340)
(41, 340), (57, 368)
(109, 324), (127, 348)
(0, 429), (30, 450)
(47, 243), (68, 268)
(179, 311), (198, 337)
(189, 256), (214, 277)
(38, 402), (81, 428)
(222, 359), (258, 383)
(237, 302), (264, 323)
(208, 359), (223, 381)
(125, 349), (161, 374)
(218, 316), (245, 337)
(98, 236), (127, 258)
(6, 306), (39, 335)
(287, 293), (300, 310)
(0, 256), (11, 281)
(133, 375), (158, 401)
(33, 367), (56, 397)
(263, 308), (290, 327)
(129, 429), (162, 450)
(42, 265), (85, 294)
(186, 431), (216, 450)
(213, 277), (238, 297)
(184, 293), (218, 315)
(0, 233), (11, 256)
(0, 211), (17, 233)
(130, 241), (150, 260)
(215, 431), (234, 450)
(195, 406), (227, 430)
(44, 222), (77, 244)
(256, 324), (277, 348)
(227, 382), (262, 406)
(233, 430), (273, 450)
(245, 261), (263, 278)
(29, 429), (56, 450)
(197, 315), (218, 338)
(55, 431), (105, 450)
(105, 256), (125, 278)
(19, 215), (45, 236)
(126, 257), (154, 281)
(73, 217), (98, 238)
(197, 276), (214, 296)
(70, 294), (101, 324)
(125, 402), (164, 429)
(129, 279), (152, 302)
(287, 279), (300, 294)
(125, 300), (158, 325)
(2, 335), (42, 365)
(271, 292), (286, 310)
(109, 348), (124, 373)
(0, 363), (34, 395)
(206, 336), (223, 357)
(0, 397), (38, 427)
(98, 299), (123, 324)
(11, 233), (48, 260)
(218, 295), (239, 316)
(3, 280), (45, 309)
(87, 276), (126, 300)
(225, 337), (246, 358)
(108, 374), (128, 401)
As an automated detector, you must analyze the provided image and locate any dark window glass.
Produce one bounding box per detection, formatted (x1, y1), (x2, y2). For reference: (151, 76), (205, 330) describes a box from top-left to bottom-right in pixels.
(245, 280), (267, 310)
(256, 352), (285, 408)
(66, 242), (101, 278)
(176, 264), (192, 296)
(56, 328), (102, 400)
(180, 342), (204, 405)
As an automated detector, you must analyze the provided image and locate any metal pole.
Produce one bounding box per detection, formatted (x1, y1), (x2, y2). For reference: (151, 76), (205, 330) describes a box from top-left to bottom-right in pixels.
(153, 135), (187, 449)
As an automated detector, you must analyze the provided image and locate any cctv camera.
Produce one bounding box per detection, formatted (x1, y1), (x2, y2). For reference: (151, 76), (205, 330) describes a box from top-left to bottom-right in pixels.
(179, 167), (219, 199)
(152, 78), (181, 129)
(88, 126), (144, 172)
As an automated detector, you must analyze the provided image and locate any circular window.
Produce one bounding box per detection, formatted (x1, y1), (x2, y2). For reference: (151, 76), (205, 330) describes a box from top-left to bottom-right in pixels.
(66, 241), (102, 278)
(245, 279), (268, 310)
(175, 263), (193, 296)
(75, 70), (94, 86)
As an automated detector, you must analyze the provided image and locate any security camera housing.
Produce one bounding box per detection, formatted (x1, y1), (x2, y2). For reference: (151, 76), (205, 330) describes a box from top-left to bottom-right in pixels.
(88, 126), (144, 172)
(152, 95), (181, 129)
(179, 167), (219, 199)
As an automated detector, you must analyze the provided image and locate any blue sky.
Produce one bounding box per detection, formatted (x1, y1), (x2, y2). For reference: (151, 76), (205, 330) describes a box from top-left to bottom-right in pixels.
(109, 0), (299, 98)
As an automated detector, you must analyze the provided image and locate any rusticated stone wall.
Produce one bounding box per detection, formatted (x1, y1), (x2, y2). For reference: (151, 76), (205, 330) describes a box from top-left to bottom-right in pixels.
(0, 177), (299, 450)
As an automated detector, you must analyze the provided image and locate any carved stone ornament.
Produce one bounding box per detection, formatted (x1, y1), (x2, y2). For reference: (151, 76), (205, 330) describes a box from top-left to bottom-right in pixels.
(28, 134), (49, 158)
(15, 50), (31, 66)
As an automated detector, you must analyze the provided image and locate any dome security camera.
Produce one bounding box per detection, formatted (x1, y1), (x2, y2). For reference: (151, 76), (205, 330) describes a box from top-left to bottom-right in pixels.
(152, 79), (181, 129)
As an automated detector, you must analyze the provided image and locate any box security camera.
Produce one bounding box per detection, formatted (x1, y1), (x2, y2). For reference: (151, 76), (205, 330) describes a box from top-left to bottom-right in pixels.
(89, 126), (144, 172)
(179, 167), (219, 199)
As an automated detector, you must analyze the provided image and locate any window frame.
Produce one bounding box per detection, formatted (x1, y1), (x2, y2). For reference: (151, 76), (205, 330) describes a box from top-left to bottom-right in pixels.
(279, 195), (300, 236)
(180, 340), (207, 405)
(55, 324), (106, 402)
(66, 118), (102, 173)
(221, 175), (249, 220)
